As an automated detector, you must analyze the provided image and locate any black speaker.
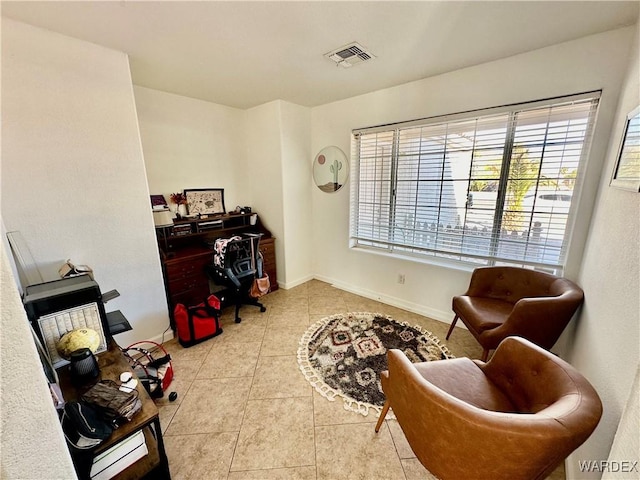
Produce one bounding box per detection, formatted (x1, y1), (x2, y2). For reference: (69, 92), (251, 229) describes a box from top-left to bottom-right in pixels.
(69, 348), (100, 386)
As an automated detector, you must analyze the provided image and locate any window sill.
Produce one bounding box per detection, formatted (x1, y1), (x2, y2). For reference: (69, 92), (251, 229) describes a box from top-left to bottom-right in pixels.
(349, 244), (479, 274)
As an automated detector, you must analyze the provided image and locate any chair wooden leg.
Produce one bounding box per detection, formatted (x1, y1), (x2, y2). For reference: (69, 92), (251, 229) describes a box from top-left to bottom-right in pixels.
(481, 349), (489, 362)
(445, 315), (459, 340)
(375, 400), (391, 433)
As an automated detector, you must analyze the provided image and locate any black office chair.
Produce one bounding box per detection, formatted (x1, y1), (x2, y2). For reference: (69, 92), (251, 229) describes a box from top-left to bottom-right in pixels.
(205, 234), (267, 323)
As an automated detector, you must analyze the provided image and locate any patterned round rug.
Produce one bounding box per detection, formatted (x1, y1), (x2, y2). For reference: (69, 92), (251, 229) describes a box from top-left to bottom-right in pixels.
(297, 312), (453, 416)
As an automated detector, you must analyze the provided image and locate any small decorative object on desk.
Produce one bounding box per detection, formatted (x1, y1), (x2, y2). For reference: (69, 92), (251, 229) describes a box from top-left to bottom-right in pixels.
(170, 192), (187, 219)
(150, 194), (168, 210)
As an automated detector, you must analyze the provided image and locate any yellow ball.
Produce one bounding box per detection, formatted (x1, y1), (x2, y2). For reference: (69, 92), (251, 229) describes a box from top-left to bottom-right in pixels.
(57, 328), (101, 359)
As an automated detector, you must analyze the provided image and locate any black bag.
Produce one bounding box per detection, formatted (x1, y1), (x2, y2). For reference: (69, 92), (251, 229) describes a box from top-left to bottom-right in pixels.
(61, 401), (113, 450)
(174, 295), (223, 348)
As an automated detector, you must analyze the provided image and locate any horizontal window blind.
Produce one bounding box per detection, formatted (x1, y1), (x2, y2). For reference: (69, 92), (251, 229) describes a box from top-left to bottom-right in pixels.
(351, 92), (600, 271)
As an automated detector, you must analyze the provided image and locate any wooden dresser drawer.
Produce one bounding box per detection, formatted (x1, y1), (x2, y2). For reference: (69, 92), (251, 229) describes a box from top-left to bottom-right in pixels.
(168, 275), (206, 296)
(165, 255), (210, 280)
(164, 250), (212, 314)
(170, 284), (211, 308)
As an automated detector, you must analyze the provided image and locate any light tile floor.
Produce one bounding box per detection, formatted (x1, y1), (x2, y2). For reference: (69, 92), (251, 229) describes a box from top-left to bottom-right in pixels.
(158, 280), (565, 480)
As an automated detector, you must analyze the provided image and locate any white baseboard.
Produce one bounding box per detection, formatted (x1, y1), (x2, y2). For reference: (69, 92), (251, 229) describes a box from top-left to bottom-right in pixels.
(148, 273), (462, 343)
(278, 274), (314, 290)
(147, 329), (174, 345)
(312, 274), (459, 326)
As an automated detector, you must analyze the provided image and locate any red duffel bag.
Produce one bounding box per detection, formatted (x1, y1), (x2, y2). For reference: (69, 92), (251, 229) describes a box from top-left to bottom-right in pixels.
(174, 294), (223, 348)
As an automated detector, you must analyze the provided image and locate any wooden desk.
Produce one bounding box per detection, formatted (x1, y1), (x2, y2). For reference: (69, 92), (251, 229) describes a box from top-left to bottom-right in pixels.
(156, 212), (278, 324)
(58, 342), (170, 480)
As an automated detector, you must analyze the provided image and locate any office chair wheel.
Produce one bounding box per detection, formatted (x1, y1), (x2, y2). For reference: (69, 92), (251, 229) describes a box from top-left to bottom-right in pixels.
(260, 306), (266, 312)
(235, 317), (242, 323)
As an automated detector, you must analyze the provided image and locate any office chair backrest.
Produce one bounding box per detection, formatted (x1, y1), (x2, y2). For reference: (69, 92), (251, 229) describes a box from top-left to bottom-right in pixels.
(213, 235), (242, 268)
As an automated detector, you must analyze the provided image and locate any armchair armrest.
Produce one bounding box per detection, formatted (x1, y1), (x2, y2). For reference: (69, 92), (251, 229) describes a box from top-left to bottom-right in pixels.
(483, 284), (583, 350)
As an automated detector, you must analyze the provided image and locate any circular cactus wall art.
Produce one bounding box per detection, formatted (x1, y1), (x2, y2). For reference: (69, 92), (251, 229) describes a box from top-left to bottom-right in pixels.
(313, 146), (349, 193)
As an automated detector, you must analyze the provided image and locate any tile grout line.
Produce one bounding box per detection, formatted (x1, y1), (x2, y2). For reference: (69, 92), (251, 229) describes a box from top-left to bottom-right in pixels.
(308, 289), (320, 480)
(226, 307), (269, 478)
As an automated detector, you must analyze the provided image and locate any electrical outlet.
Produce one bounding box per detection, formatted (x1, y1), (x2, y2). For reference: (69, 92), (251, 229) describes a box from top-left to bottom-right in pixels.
(398, 274), (405, 284)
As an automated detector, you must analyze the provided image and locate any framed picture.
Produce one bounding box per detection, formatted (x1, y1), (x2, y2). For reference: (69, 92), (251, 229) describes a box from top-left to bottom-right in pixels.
(313, 146), (349, 193)
(611, 105), (640, 192)
(184, 188), (226, 215)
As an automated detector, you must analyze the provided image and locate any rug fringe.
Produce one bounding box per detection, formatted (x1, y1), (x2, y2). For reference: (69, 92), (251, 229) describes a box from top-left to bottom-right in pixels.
(297, 312), (451, 418)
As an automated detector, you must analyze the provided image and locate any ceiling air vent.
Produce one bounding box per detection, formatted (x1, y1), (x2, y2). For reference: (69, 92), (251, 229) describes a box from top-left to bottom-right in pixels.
(325, 42), (375, 68)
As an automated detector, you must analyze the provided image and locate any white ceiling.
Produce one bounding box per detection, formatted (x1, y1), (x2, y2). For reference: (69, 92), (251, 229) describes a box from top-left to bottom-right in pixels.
(2, 1), (638, 109)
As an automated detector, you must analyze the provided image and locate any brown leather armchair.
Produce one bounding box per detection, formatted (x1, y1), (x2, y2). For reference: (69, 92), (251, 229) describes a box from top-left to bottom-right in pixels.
(446, 266), (584, 361)
(375, 337), (602, 480)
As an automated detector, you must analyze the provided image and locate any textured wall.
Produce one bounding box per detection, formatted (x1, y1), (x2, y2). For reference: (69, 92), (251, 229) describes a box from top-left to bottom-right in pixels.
(135, 86), (249, 210)
(276, 101), (313, 288)
(245, 101), (287, 285)
(1, 19), (169, 346)
(566, 19), (640, 479)
(603, 366), (640, 480)
(0, 241), (77, 479)
(244, 100), (313, 288)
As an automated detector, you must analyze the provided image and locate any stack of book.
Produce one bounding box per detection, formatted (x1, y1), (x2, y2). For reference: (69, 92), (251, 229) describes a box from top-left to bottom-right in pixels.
(89, 430), (148, 480)
(172, 224), (192, 236)
(198, 219), (223, 231)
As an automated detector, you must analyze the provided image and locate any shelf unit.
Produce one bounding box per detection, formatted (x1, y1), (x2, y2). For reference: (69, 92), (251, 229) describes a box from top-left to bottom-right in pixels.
(58, 341), (170, 480)
(156, 212), (254, 253)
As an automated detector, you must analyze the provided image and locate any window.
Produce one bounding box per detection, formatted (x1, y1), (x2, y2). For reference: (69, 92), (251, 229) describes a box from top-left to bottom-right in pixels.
(350, 92), (600, 272)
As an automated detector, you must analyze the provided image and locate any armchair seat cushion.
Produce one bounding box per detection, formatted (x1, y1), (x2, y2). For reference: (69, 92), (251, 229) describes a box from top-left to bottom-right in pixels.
(413, 358), (518, 413)
(452, 296), (512, 333)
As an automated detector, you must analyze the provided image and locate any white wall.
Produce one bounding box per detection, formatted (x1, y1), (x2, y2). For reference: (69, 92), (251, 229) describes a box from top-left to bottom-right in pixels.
(566, 19), (640, 478)
(603, 366), (640, 480)
(0, 238), (77, 479)
(310, 27), (635, 325)
(245, 101), (287, 286)
(278, 101), (313, 287)
(135, 86), (249, 210)
(244, 101), (314, 288)
(137, 90), (315, 289)
(1, 19), (168, 345)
